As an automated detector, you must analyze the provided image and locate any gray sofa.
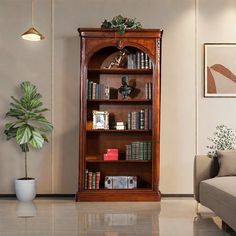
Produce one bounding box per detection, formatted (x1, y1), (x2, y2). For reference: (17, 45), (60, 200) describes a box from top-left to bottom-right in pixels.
(194, 155), (236, 231)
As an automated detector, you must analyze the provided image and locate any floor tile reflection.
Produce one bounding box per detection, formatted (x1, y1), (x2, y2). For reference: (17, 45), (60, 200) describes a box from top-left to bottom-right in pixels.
(0, 198), (234, 235)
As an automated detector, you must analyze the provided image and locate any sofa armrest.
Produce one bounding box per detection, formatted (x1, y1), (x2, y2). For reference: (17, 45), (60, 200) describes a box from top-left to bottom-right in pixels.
(194, 155), (214, 202)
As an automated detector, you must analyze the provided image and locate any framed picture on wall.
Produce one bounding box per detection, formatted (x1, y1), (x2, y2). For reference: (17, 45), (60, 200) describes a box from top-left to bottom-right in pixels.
(204, 43), (236, 97)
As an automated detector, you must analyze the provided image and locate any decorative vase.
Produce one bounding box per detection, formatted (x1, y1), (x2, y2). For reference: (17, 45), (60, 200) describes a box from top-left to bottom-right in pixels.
(15, 178), (37, 202)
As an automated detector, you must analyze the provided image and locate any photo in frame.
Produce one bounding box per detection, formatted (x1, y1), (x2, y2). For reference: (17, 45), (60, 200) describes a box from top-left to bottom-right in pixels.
(204, 43), (236, 97)
(93, 110), (109, 130)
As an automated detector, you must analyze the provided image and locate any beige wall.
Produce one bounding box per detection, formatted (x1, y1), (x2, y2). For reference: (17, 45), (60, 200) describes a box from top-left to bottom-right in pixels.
(197, 0), (236, 156)
(0, 0), (234, 194)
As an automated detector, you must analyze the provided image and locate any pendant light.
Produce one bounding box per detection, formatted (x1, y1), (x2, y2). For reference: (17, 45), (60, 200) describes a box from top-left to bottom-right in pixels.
(21, 0), (45, 41)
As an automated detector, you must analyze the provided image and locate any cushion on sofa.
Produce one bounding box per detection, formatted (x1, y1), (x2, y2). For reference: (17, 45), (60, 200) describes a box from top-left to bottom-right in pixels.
(200, 176), (236, 231)
(217, 150), (236, 177)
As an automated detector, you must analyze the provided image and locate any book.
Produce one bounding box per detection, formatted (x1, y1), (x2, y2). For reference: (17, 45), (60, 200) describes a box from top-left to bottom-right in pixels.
(140, 52), (145, 69)
(84, 169), (88, 189)
(125, 141), (152, 160)
(140, 110), (144, 130)
(88, 172), (92, 189)
(127, 112), (131, 130)
(95, 172), (100, 189)
(127, 109), (152, 130)
(145, 53), (149, 69)
(115, 125), (126, 130)
(148, 109), (152, 130)
(136, 51), (141, 69)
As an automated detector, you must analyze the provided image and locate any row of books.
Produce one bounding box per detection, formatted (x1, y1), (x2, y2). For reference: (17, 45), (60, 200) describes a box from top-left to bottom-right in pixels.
(127, 109), (152, 130)
(87, 80), (118, 100)
(84, 170), (101, 189)
(145, 82), (152, 100)
(125, 141), (152, 160)
(127, 51), (152, 69)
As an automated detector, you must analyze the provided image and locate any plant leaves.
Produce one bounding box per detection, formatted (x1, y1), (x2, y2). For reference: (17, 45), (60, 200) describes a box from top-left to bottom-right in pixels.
(5, 108), (25, 118)
(29, 130), (44, 149)
(36, 118), (53, 132)
(20, 81), (37, 99)
(4, 81), (53, 150)
(4, 128), (18, 140)
(41, 133), (49, 142)
(16, 126), (32, 144)
(20, 143), (29, 152)
(5, 122), (15, 130)
(33, 108), (49, 113)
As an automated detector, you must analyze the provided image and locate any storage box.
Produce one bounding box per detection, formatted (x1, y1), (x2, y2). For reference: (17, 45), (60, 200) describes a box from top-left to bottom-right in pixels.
(104, 176), (113, 189)
(104, 176), (137, 189)
(112, 176), (128, 189)
(104, 154), (118, 161)
(128, 176), (137, 189)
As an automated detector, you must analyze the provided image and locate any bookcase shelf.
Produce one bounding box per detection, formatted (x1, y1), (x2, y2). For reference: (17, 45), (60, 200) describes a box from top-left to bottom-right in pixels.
(76, 28), (162, 202)
(86, 129), (152, 133)
(87, 99), (152, 104)
(88, 68), (152, 74)
(86, 160), (152, 163)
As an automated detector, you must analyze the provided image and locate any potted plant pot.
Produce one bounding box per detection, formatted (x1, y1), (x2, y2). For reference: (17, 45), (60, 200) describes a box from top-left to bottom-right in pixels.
(15, 178), (37, 202)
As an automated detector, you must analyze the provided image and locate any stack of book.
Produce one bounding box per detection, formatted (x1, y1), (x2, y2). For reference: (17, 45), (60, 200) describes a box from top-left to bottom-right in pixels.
(115, 122), (126, 130)
(87, 80), (118, 99)
(87, 80), (109, 99)
(145, 82), (152, 100)
(125, 141), (152, 160)
(127, 51), (152, 69)
(84, 170), (101, 189)
(104, 149), (118, 161)
(127, 109), (152, 130)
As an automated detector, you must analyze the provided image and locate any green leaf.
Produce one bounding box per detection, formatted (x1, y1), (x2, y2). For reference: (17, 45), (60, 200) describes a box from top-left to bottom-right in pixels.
(33, 108), (49, 113)
(4, 128), (18, 140)
(10, 96), (28, 111)
(16, 126), (32, 144)
(41, 133), (49, 142)
(5, 122), (15, 130)
(29, 130), (44, 149)
(20, 81), (37, 99)
(35, 117), (53, 132)
(5, 108), (25, 118)
(20, 144), (29, 152)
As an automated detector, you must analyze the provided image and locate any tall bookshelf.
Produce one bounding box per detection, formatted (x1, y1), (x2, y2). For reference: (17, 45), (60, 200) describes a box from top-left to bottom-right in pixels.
(76, 28), (162, 201)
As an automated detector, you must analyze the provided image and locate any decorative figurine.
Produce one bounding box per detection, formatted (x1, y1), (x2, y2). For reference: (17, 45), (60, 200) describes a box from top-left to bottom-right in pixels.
(105, 49), (129, 69)
(118, 76), (134, 99)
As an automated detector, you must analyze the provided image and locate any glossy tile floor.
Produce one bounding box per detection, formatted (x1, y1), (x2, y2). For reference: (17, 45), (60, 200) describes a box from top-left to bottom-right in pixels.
(0, 198), (235, 236)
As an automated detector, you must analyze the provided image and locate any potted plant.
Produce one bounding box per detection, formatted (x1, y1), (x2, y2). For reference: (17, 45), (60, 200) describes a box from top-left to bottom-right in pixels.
(4, 81), (53, 201)
(101, 15), (142, 34)
(207, 124), (236, 157)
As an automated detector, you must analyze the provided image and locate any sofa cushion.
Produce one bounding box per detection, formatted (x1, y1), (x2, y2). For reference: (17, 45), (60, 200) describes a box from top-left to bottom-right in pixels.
(200, 176), (236, 231)
(217, 150), (236, 177)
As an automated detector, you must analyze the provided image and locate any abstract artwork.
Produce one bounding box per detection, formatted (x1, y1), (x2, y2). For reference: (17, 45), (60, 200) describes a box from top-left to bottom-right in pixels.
(204, 43), (236, 97)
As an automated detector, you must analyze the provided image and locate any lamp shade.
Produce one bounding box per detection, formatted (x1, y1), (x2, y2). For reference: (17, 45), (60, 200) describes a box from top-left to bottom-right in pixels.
(21, 27), (45, 41)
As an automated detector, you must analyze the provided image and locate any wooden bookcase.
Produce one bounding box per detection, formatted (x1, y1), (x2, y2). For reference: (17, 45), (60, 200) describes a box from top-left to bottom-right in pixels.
(76, 28), (162, 201)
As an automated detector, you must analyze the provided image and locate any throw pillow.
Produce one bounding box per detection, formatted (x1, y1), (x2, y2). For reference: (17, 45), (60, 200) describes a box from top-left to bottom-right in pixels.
(217, 150), (236, 177)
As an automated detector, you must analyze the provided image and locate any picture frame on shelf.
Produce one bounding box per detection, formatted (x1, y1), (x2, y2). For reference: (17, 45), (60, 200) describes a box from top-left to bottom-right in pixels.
(204, 43), (236, 97)
(93, 110), (109, 130)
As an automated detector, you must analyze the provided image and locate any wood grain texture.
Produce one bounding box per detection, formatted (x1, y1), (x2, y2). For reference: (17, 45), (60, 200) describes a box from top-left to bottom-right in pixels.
(77, 28), (162, 201)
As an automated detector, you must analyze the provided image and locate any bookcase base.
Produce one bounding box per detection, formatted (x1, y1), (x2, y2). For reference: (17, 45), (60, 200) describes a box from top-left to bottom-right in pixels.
(75, 190), (161, 202)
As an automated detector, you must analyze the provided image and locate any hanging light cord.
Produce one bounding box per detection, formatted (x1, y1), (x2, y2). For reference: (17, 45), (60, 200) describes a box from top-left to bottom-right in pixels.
(32, 0), (34, 26)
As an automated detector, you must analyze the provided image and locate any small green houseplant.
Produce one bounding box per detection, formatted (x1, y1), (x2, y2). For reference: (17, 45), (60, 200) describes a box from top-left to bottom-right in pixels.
(4, 81), (53, 201)
(207, 125), (236, 157)
(101, 15), (142, 34)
